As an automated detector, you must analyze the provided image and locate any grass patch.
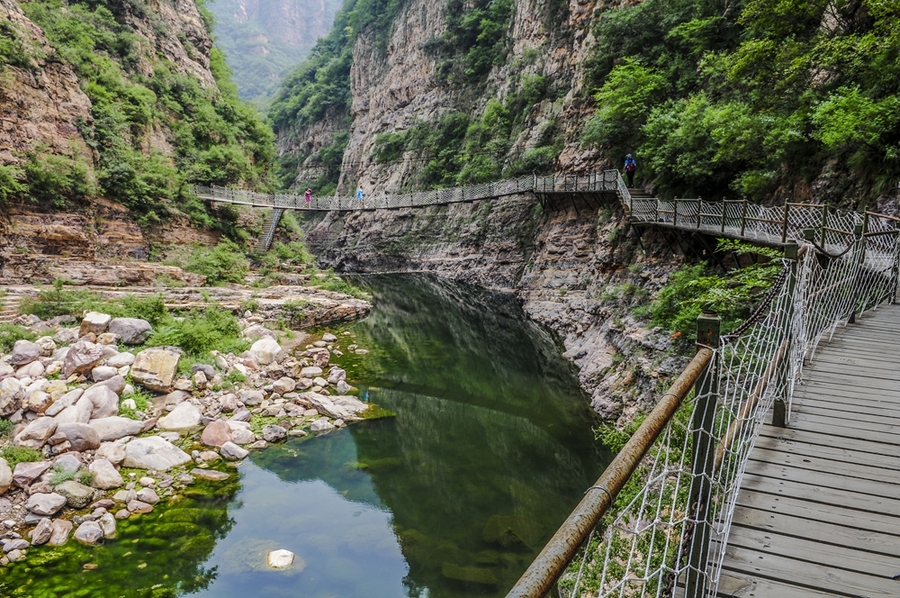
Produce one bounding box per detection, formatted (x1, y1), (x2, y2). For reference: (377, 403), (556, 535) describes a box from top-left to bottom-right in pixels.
(147, 307), (249, 357)
(119, 388), (153, 420)
(19, 279), (168, 325)
(248, 414), (281, 436)
(0, 323), (37, 352)
(0, 419), (14, 436)
(0, 445), (42, 468)
(49, 464), (77, 487)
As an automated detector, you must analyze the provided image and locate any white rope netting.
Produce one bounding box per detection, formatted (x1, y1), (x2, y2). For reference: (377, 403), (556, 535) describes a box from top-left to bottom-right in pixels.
(562, 221), (900, 598)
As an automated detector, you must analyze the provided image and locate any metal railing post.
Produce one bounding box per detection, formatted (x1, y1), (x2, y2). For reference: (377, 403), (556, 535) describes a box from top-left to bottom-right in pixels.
(720, 201), (726, 234)
(740, 199), (748, 237)
(673, 199), (679, 228)
(781, 202), (790, 244)
(685, 312), (721, 598)
(820, 204), (828, 246)
(773, 242), (798, 427)
(696, 198), (702, 229)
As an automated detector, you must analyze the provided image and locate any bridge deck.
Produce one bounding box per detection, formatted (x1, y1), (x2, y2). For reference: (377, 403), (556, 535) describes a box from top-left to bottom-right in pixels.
(719, 304), (900, 597)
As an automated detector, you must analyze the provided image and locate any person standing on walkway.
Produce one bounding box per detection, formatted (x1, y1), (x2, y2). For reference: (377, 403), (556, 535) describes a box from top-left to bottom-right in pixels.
(355, 186), (365, 201)
(305, 188), (312, 204)
(624, 154), (637, 188)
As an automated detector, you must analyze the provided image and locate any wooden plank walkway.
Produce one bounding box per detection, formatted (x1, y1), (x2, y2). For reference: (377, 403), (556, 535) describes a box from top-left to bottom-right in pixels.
(718, 304), (900, 597)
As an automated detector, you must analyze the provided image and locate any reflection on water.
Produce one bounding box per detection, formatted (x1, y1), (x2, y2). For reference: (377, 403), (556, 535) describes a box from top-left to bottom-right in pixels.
(1, 275), (607, 598)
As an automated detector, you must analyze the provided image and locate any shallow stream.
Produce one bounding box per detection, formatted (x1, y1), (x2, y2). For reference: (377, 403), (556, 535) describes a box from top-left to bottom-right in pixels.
(2, 274), (607, 597)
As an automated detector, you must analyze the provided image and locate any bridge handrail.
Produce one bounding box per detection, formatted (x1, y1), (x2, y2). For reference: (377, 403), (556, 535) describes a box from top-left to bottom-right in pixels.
(510, 201), (900, 597)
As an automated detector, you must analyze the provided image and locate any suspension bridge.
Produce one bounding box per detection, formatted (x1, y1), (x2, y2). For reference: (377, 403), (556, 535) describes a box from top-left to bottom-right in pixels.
(196, 173), (900, 597)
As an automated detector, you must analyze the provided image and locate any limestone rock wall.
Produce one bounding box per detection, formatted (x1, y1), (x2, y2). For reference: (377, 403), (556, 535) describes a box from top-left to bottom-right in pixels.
(0, 0), (94, 167)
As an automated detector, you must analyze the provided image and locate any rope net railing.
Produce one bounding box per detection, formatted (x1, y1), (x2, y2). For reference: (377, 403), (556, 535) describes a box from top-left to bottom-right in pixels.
(552, 219), (900, 598)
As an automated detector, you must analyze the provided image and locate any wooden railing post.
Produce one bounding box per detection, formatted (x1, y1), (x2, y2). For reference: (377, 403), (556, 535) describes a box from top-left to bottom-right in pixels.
(685, 312), (721, 598)
(774, 241), (799, 427)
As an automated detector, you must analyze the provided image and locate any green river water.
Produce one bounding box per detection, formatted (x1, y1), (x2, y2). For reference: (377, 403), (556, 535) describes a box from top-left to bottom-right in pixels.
(1, 274), (607, 598)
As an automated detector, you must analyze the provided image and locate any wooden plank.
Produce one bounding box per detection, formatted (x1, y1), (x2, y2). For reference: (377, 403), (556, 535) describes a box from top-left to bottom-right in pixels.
(731, 505), (900, 558)
(803, 355), (900, 376)
(738, 473), (899, 516)
(722, 544), (900, 597)
(792, 394), (900, 419)
(758, 425), (900, 459)
(743, 459), (900, 500)
(800, 371), (900, 392)
(735, 488), (900, 537)
(716, 572), (838, 598)
(789, 410), (900, 434)
(774, 417), (900, 449)
(754, 430), (900, 470)
(747, 446), (900, 485)
(726, 523), (900, 577)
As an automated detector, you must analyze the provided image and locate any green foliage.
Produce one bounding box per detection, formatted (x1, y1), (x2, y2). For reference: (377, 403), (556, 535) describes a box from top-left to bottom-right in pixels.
(21, 149), (96, 208)
(19, 280), (168, 325)
(645, 240), (781, 339)
(436, 0), (514, 84)
(582, 0), (900, 201)
(0, 163), (25, 205)
(0, 20), (38, 70)
(0, 419), (14, 437)
(582, 58), (667, 150)
(20, 0), (275, 227)
(183, 240), (250, 285)
(0, 445), (42, 469)
(223, 369), (246, 385)
(77, 470), (95, 486)
(147, 307), (248, 357)
(309, 270), (368, 299)
(119, 389), (152, 420)
(0, 324), (37, 353)
(49, 464), (77, 487)
(269, 0), (409, 135)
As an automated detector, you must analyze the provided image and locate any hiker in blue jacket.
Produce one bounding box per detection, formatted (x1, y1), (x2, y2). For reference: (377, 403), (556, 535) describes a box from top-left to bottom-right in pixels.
(624, 154), (637, 188)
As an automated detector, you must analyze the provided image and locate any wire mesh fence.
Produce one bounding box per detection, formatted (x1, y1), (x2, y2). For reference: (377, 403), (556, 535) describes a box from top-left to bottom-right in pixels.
(555, 224), (900, 598)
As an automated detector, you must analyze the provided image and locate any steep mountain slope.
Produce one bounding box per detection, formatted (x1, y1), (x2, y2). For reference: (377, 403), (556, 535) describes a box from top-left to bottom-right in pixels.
(0, 0), (273, 223)
(271, 0), (900, 210)
(207, 0), (342, 107)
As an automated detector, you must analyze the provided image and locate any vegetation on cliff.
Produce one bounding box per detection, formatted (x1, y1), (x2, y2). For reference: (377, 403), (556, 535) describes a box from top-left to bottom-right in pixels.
(582, 0), (900, 203)
(270, 0), (899, 204)
(1, 0), (275, 230)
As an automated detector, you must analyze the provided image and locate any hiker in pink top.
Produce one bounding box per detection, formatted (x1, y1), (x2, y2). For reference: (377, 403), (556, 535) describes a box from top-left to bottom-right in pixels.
(304, 188), (312, 204)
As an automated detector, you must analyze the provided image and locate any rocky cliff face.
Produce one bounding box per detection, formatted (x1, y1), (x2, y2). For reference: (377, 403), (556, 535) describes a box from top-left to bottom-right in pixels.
(303, 193), (687, 425)
(279, 0), (606, 194)
(0, 0), (94, 167)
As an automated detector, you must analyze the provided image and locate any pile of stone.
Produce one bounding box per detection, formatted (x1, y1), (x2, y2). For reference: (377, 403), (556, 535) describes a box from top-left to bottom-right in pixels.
(0, 309), (370, 565)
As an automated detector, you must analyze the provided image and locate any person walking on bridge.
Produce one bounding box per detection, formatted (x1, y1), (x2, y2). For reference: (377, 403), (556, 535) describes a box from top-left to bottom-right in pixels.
(305, 188), (312, 204)
(356, 186), (365, 201)
(624, 154), (637, 188)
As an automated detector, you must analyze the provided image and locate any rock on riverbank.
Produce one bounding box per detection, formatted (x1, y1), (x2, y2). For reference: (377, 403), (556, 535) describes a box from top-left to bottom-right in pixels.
(0, 310), (373, 565)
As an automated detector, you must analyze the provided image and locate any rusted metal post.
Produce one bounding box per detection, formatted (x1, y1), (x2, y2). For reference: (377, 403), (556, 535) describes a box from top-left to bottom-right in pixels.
(506, 347), (714, 598)
(696, 198), (702, 229)
(673, 199), (679, 228)
(774, 242), (798, 427)
(685, 313), (720, 598)
(820, 203), (828, 246)
(720, 202), (726, 234)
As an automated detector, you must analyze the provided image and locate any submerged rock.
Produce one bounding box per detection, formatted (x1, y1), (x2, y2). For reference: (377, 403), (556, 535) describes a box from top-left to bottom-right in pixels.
(73, 520), (104, 545)
(267, 549), (295, 569)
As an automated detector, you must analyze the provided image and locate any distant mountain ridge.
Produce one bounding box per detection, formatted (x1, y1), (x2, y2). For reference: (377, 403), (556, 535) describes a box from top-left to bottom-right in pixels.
(208, 0), (341, 107)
